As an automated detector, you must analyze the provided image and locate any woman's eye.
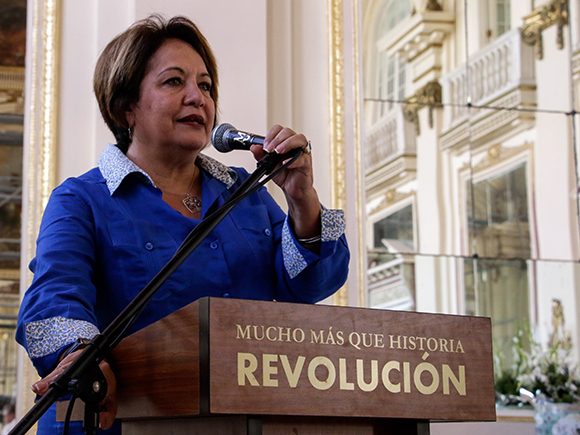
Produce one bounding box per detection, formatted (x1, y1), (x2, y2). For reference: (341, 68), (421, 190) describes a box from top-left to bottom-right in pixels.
(199, 82), (212, 92)
(165, 77), (183, 86)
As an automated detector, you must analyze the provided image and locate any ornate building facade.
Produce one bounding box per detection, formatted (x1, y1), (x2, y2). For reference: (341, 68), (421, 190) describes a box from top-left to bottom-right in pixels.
(362, 1), (580, 422)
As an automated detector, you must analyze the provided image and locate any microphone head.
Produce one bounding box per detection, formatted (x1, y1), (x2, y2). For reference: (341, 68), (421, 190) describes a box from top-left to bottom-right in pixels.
(211, 123), (235, 153)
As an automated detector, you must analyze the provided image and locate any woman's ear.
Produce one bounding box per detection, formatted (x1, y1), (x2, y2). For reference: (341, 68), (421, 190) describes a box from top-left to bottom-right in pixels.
(125, 110), (135, 129)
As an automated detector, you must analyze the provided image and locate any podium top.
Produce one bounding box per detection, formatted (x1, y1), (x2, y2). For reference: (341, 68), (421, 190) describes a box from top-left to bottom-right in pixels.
(112, 297), (496, 422)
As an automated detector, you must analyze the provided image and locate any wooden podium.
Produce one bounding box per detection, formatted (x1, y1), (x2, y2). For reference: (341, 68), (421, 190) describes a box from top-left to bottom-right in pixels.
(107, 297), (496, 434)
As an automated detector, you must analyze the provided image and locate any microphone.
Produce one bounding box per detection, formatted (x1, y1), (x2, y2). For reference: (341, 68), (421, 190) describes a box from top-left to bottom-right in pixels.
(211, 123), (265, 153)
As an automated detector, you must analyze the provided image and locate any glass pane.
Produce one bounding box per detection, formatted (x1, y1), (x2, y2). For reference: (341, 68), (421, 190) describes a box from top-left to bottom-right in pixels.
(0, 279), (18, 399)
(467, 163), (531, 259)
(397, 58), (406, 101)
(372, 204), (414, 250)
(0, 0), (25, 406)
(0, 138), (22, 270)
(465, 257), (530, 367)
(496, 0), (510, 36)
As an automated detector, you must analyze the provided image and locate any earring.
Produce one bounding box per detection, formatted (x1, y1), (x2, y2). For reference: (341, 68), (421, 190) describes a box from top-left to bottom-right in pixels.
(128, 126), (133, 142)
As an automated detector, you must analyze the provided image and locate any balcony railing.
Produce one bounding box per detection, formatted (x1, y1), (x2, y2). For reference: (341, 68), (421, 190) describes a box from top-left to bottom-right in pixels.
(441, 28), (536, 131)
(0, 66), (24, 92)
(367, 252), (415, 310)
(364, 106), (416, 171)
(0, 66), (25, 114)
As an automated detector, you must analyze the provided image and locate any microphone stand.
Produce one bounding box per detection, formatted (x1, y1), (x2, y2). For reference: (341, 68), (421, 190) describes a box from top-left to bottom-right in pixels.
(10, 149), (301, 435)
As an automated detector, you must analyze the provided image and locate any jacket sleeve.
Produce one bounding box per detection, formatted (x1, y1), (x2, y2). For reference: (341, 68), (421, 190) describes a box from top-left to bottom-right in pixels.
(249, 173), (350, 303)
(16, 181), (100, 377)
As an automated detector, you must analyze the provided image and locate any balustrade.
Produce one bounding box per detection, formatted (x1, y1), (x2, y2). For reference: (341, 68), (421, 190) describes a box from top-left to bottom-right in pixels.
(441, 29), (535, 130)
(0, 66), (25, 92)
(365, 106), (416, 170)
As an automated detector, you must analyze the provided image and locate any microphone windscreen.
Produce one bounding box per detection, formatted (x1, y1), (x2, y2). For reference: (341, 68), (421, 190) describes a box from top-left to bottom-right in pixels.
(211, 123), (235, 152)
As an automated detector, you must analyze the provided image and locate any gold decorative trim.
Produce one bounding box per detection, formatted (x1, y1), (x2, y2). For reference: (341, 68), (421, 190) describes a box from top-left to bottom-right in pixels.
(403, 80), (442, 135)
(18, 0), (61, 426)
(329, 0), (346, 213)
(24, 0), (60, 277)
(521, 0), (568, 60)
(329, 0), (348, 306)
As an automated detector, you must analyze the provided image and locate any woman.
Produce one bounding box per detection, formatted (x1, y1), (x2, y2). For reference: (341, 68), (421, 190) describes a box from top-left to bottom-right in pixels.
(17, 15), (349, 433)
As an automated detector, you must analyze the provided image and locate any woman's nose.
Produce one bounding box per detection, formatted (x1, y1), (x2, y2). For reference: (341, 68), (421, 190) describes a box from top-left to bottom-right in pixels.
(184, 83), (204, 107)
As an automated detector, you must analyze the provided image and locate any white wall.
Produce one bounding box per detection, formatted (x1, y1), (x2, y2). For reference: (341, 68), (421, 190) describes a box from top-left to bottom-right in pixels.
(58, 0), (271, 181)
(57, 0), (343, 208)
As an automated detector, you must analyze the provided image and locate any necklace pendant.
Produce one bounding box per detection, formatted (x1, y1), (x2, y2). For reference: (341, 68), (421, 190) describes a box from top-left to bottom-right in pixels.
(183, 193), (202, 214)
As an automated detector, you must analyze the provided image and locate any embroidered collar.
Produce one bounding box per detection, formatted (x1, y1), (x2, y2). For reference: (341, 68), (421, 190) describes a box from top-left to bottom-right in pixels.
(98, 144), (237, 195)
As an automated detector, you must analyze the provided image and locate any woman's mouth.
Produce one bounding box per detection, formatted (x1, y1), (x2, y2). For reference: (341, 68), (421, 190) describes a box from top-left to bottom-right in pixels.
(177, 114), (205, 126)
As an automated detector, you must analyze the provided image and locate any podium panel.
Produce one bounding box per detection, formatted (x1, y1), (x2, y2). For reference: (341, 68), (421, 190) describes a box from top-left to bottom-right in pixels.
(110, 297), (495, 427)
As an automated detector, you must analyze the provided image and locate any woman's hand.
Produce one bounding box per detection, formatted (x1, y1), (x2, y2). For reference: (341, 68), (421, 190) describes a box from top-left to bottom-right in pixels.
(32, 349), (118, 430)
(250, 125), (313, 200)
(250, 124), (321, 239)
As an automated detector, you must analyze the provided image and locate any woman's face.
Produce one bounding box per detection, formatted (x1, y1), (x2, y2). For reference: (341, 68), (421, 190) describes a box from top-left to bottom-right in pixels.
(127, 38), (215, 155)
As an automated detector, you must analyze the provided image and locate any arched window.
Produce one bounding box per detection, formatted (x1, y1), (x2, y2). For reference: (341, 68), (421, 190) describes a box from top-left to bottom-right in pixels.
(376, 0), (412, 38)
(367, 0), (411, 123)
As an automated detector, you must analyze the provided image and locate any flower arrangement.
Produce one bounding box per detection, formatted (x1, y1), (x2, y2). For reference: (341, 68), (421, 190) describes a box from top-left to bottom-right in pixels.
(517, 334), (579, 404)
(495, 300), (579, 405)
(494, 300), (580, 433)
(495, 331), (579, 406)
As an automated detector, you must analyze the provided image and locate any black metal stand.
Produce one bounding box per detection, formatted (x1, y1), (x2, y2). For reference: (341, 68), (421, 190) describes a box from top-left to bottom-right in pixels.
(10, 149), (301, 435)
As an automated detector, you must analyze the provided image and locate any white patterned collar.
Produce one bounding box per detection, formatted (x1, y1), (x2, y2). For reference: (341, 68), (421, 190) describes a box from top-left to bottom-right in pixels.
(98, 144), (237, 195)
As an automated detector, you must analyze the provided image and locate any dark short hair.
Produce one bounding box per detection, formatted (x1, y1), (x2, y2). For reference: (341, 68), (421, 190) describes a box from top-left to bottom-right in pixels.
(93, 15), (219, 152)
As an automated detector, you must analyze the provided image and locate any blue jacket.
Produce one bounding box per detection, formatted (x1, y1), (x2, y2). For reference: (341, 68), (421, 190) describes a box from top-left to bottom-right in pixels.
(17, 145), (350, 377)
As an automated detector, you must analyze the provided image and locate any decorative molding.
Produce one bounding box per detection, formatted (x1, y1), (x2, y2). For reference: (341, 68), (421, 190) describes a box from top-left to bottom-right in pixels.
(440, 88), (536, 151)
(521, 0), (568, 60)
(365, 155), (417, 193)
(403, 80), (442, 134)
(367, 189), (416, 218)
(411, 0), (443, 14)
(400, 29), (446, 62)
(329, 0), (348, 307)
(18, 0), (61, 425)
(458, 142), (533, 177)
(469, 143), (533, 176)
